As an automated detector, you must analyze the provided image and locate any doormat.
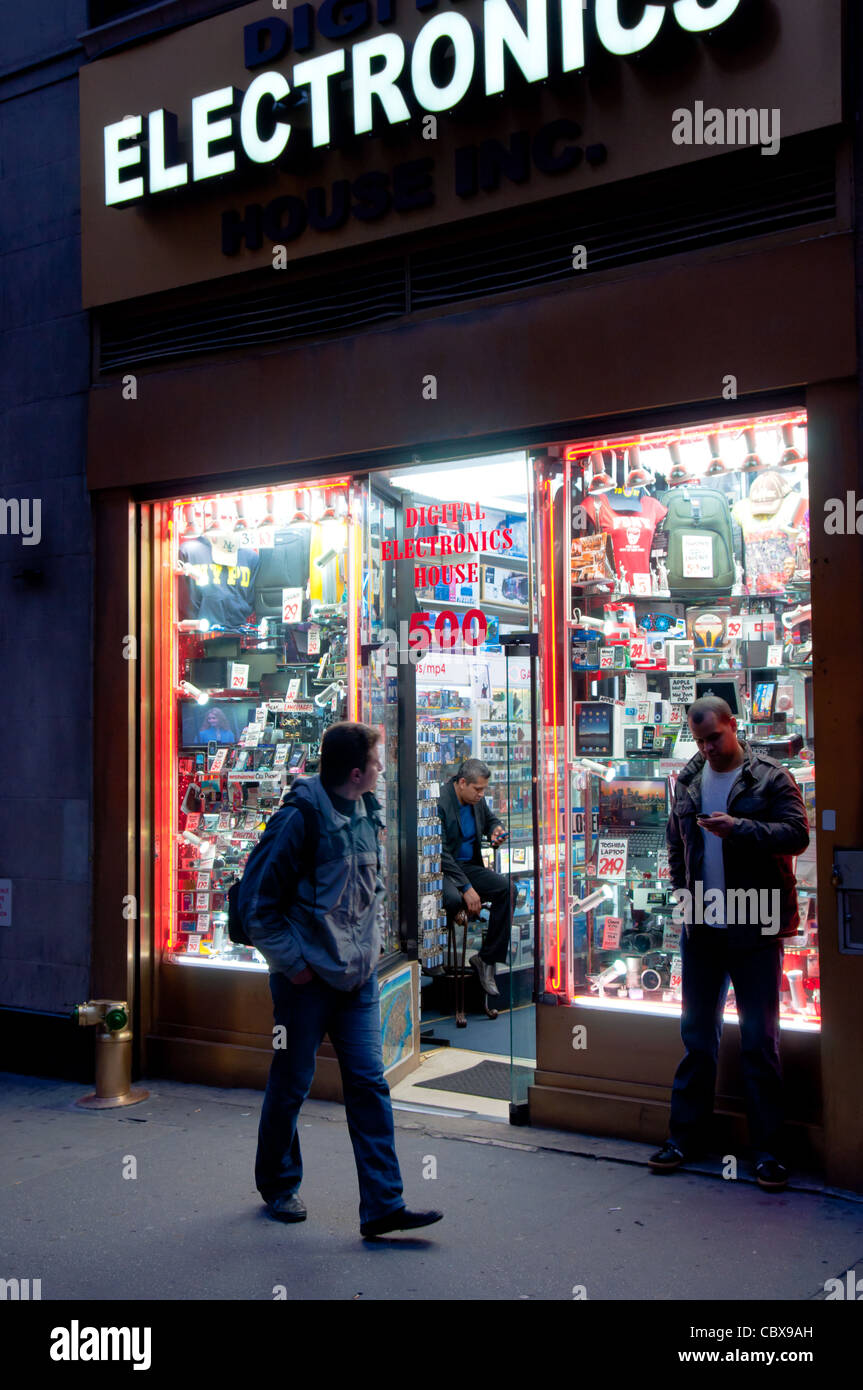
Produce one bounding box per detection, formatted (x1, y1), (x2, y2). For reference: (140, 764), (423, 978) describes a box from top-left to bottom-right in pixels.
(415, 1060), (534, 1101)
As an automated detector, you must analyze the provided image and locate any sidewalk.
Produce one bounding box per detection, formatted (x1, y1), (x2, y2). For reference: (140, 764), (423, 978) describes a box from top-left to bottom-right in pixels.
(2, 1071), (862, 1302)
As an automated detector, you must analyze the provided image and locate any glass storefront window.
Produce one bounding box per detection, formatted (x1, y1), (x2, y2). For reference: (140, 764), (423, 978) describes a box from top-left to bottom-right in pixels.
(534, 409), (819, 1029)
(150, 476), (405, 969)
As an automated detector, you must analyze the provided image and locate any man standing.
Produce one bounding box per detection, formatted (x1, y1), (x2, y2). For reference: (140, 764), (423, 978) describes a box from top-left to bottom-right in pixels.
(438, 759), (512, 997)
(649, 696), (810, 1192)
(240, 721), (442, 1239)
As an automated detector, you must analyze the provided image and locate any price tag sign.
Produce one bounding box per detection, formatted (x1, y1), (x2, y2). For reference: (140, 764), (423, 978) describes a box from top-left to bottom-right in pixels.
(726, 616), (744, 641)
(285, 678), (302, 705)
(196, 913), (210, 934)
(767, 643), (784, 668)
(656, 848), (671, 881)
(601, 915), (622, 949)
(596, 838), (629, 881)
(630, 637), (648, 664)
(670, 954), (683, 991)
(185, 813), (201, 832)
(681, 534), (714, 578)
(229, 662), (249, 690)
(209, 749), (228, 774)
(598, 647), (616, 670)
(185, 935), (202, 954)
(281, 587), (304, 623)
(669, 676), (696, 704)
(636, 702), (650, 724)
(308, 624), (321, 656)
(195, 872), (211, 891)
(632, 572), (652, 596)
(254, 706), (268, 727)
(195, 891), (210, 910)
(274, 745), (289, 766)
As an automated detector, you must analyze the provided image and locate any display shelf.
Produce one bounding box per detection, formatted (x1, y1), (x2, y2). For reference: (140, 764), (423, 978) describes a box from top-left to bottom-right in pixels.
(419, 597), (530, 621)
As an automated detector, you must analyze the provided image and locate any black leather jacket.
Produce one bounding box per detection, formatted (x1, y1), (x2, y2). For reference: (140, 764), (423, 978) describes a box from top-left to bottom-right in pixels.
(437, 777), (504, 891)
(666, 740), (810, 939)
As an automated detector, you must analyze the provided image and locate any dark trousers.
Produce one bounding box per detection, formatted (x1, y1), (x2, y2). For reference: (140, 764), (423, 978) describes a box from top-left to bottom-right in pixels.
(669, 925), (785, 1161)
(255, 970), (404, 1225)
(442, 861), (513, 964)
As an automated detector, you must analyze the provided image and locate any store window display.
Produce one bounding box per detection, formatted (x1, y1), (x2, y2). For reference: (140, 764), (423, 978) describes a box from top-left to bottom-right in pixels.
(155, 479), (395, 970)
(536, 409), (819, 1029)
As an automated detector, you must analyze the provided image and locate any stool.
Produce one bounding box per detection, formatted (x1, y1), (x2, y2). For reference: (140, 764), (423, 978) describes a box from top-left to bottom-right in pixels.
(446, 908), (499, 1027)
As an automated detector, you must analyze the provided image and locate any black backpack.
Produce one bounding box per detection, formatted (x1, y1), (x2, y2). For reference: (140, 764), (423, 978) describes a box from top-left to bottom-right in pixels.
(227, 793), (319, 947)
(227, 788), (382, 947)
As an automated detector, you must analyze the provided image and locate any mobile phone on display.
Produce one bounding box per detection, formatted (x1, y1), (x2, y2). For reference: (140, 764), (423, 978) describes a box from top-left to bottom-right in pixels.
(288, 747), (306, 771)
(641, 725), (656, 751)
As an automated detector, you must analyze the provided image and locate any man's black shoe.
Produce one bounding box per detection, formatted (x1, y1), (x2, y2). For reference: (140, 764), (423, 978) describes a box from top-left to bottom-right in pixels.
(266, 1193), (307, 1222)
(755, 1159), (789, 1192)
(360, 1207), (443, 1238)
(647, 1141), (686, 1173)
(469, 953), (500, 996)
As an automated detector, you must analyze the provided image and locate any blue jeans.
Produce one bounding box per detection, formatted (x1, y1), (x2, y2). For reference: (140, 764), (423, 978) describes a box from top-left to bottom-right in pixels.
(669, 925), (785, 1161)
(255, 970), (405, 1225)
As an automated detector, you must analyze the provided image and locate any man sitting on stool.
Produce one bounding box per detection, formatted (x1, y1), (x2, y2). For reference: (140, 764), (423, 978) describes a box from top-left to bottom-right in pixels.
(438, 759), (511, 997)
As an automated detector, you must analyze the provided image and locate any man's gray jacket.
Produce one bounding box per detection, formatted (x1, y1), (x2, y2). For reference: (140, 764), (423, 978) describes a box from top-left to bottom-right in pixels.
(238, 775), (385, 990)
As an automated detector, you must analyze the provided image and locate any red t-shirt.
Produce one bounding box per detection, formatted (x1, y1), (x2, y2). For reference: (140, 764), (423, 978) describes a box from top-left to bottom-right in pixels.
(579, 494), (667, 587)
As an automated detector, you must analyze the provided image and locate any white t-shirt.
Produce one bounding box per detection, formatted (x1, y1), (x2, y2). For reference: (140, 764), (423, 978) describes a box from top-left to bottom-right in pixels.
(699, 762), (742, 927)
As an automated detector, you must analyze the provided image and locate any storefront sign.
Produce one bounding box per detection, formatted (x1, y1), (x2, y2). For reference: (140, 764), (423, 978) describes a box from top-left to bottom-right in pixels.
(80, 0), (842, 305)
(102, 0), (747, 207)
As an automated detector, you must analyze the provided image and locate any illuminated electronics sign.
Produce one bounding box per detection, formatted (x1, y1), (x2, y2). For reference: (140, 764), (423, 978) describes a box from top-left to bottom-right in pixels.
(103, 0), (745, 207)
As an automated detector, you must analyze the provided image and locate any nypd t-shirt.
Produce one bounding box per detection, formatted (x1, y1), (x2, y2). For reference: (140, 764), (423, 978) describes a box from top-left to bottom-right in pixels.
(179, 537), (260, 629)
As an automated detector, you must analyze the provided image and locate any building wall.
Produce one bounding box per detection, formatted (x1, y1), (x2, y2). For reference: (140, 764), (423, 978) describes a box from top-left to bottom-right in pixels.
(0, 1), (92, 1013)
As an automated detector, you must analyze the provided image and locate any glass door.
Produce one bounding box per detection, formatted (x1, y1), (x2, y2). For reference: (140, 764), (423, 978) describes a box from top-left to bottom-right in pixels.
(499, 634), (540, 1121)
(356, 477), (403, 959)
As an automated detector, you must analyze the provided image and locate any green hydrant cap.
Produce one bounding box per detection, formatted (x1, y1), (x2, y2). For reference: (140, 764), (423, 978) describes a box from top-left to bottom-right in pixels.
(105, 1008), (127, 1031)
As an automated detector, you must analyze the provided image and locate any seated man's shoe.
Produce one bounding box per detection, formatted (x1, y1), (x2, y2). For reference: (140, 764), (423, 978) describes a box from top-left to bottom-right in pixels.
(361, 1208), (443, 1239)
(266, 1193), (307, 1222)
(647, 1141), (687, 1173)
(422, 964), (446, 977)
(755, 1158), (789, 1192)
(469, 953), (500, 996)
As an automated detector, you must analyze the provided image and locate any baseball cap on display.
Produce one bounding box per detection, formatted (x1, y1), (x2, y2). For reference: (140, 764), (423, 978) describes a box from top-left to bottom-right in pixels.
(748, 470), (790, 516)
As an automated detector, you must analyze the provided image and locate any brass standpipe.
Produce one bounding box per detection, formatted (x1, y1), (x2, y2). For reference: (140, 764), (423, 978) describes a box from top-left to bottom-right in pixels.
(71, 1000), (149, 1109)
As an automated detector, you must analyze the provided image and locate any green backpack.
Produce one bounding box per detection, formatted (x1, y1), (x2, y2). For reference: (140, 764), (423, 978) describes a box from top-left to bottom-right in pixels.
(657, 487), (738, 597)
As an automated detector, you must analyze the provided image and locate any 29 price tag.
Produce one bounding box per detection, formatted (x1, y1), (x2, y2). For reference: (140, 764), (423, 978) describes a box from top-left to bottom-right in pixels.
(596, 838), (629, 881)
(281, 587), (304, 623)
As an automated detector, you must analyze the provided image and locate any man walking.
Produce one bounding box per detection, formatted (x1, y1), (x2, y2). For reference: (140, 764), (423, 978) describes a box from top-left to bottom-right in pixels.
(649, 695), (810, 1192)
(240, 720), (442, 1238)
(438, 758), (512, 997)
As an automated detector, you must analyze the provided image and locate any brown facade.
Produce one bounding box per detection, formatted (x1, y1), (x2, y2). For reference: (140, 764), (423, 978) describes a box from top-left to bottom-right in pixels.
(84, 0), (863, 1191)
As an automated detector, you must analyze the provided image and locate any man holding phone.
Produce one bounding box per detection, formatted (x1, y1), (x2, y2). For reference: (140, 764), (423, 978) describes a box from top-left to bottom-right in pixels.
(438, 759), (513, 997)
(650, 695), (810, 1192)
